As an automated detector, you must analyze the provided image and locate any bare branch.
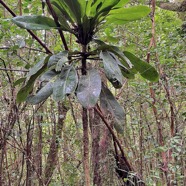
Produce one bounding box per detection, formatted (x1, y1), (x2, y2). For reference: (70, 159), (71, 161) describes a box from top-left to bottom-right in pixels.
(0, 68), (28, 72)
(0, 0), (52, 54)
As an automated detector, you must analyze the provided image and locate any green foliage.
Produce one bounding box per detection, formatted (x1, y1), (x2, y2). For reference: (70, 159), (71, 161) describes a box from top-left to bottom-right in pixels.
(16, 56), (50, 103)
(12, 0), (151, 45)
(26, 82), (53, 104)
(13, 77), (26, 87)
(123, 51), (159, 82)
(1, 0), (185, 185)
(11, 0), (159, 134)
(12, 0), (158, 108)
(100, 84), (125, 134)
(53, 65), (78, 102)
(48, 51), (69, 68)
(12, 15), (58, 30)
(106, 5), (151, 25)
(76, 69), (101, 109)
(100, 51), (123, 88)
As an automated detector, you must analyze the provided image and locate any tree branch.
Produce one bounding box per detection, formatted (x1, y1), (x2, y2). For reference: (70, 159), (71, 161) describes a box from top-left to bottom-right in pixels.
(0, 68), (28, 72)
(45, 0), (69, 51)
(157, 0), (186, 12)
(94, 106), (133, 171)
(0, 0), (52, 54)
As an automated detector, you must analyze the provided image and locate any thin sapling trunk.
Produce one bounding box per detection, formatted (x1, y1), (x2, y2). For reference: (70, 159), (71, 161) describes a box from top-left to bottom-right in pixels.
(81, 44), (90, 186)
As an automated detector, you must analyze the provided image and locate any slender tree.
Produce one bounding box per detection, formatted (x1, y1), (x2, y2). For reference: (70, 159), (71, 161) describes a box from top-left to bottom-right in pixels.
(1, 0), (160, 185)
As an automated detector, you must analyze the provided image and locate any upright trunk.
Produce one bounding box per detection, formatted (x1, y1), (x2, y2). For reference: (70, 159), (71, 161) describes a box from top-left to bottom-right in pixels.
(0, 138), (6, 185)
(81, 44), (90, 186)
(148, 0), (171, 185)
(89, 109), (101, 185)
(44, 103), (69, 185)
(35, 109), (43, 186)
(99, 124), (114, 186)
(82, 108), (90, 186)
(26, 118), (34, 186)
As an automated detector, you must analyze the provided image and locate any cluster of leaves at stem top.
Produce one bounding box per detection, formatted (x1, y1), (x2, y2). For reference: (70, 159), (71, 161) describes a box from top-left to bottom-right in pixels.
(12, 0), (159, 134)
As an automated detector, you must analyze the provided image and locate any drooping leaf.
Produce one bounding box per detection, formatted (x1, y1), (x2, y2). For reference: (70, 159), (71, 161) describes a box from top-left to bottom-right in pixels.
(16, 66), (48, 103)
(48, 51), (68, 69)
(53, 66), (78, 101)
(94, 39), (138, 79)
(100, 84), (124, 134)
(40, 70), (58, 81)
(119, 66), (136, 79)
(76, 69), (101, 109)
(107, 52), (135, 79)
(12, 15), (57, 30)
(124, 51), (159, 82)
(16, 56), (50, 103)
(27, 56), (50, 77)
(106, 6), (151, 25)
(26, 82), (53, 105)
(100, 51), (123, 88)
(94, 39), (132, 68)
(13, 77), (26, 87)
(55, 51), (69, 71)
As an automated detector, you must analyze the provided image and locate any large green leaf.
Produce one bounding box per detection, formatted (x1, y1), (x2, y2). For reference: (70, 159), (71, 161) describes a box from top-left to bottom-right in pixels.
(76, 69), (101, 109)
(77, 0), (87, 18)
(16, 56), (50, 103)
(95, 40), (137, 79)
(113, 0), (129, 8)
(94, 39), (131, 68)
(26, 82), (53, 105)
(97, 0), (120, 14)
(106, 51), (135, 79)
(100, 84), (124, 134)
(63, 0), (82, 24)
(49, 3), (72, 32)
(50, 0), (74, 24)
(106, 6), (151, 25)
(85, 0), (121, 29)
(13, 77), (26, 87)
(16, 66), (48, 103)
(119, 65), (136, 79)
(55, 51), (68, 71)
(53, 66), (78, 101)
(40, 70), (59, 81)
(124, 51), (159, 82)
(51, 0), (81, 25)
(100, 51), (123, 88)
(27, 56), (50, 77)
(12, 15), (57, 30)
(48, 51), (68, 69)
(86, 0), (102, 17)
(86, 0), (120, 18)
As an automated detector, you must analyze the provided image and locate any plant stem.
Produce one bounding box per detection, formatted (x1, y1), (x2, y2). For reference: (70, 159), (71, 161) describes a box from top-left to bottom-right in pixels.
(45, 0), (68, 51)
(94, 106), (133, 171)
(81, 44), (90, 186)
(44, 103), (69, 185)
(148, 0), (171, 185)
